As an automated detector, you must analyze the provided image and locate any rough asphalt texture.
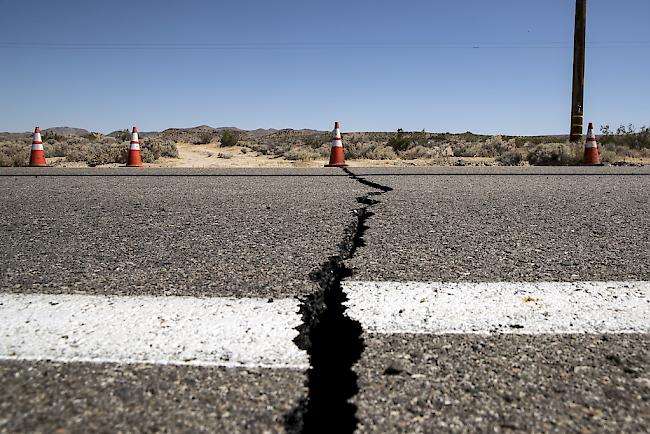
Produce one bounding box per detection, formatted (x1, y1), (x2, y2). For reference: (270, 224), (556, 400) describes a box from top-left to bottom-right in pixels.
(1, 166), (649, 433)
(0, 361), (305, 433)
(0, 168), (357, 433)
(354, 334), (650, 433)
(350, 167), (650, 433)
(347, 168), (650, 281)
(0, 168), (364, 298)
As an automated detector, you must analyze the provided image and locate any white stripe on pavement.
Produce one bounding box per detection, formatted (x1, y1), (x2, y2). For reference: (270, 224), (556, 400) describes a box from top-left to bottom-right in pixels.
(343, 281), (650, 334)
(0, 294), (308, 369)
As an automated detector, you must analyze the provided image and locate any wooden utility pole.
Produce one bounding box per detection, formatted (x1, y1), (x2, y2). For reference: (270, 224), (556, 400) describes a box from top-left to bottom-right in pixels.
(570, 0), (587, 142)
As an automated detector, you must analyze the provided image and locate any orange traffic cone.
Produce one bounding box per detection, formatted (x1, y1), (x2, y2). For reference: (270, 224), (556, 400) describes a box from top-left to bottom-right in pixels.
(126, 126), (142, 167)
(29, 127), (47, 167)
(324, 121), (348, 167)
(583, 123), (601, 165)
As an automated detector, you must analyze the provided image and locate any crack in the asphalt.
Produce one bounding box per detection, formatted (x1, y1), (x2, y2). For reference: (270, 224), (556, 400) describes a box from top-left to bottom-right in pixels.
(285, 168), (392, 434)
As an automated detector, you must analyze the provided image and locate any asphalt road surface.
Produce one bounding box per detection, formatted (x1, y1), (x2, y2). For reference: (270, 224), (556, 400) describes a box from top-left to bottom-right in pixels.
(1, 166), (649, 433)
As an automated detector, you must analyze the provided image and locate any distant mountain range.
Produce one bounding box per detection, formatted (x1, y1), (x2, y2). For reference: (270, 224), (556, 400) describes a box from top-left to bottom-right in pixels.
(0, 125), (569, 141)
(43, 127), (90, 137)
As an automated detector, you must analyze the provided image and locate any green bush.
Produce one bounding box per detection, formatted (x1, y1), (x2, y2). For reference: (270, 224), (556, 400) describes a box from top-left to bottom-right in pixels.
(195, 131), (213, 145)
(115, 129), (131, 142)
(42, 130), (64, 142)
(386, 129), (428, 152)
(220, 130), (239, 147)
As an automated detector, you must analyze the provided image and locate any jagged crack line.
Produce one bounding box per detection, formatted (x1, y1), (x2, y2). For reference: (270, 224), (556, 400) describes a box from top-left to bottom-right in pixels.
(285, 168), (392, 434)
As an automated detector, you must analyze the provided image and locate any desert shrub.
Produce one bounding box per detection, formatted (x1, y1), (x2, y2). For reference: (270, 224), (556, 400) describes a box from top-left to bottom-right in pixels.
(142, 139), (179, 159)
(401, 145), (438, 160)
(285, 147), (321, 161)
(478, 136), (515, 157)
(83, 132), (102, 142)
(42, 130), (64, 142)
(114, 129), (131, 142)
(345, 143), (374, 159)
(195, 131), (213, 145)
(87, 144), (126, 166)
(140, 148), (155, 164)
(527, 143), (582, 166)
(496, 148), (527, 166)
(304, 133), (330, 148)
(318, 144), (331, 158)
(598, 148), (623, 164)
(220, 130), (239, 147)
(387, 130), (422, 152)
(451, 141), (482, 157)
(0, 141), (30, 166)
(63, 141), (94, 162)
(0, 134), (177, 167)
(367, 145), (398, 160)
(387, 131), (409, 152)
(45, 141), (67, 157)
(600, 124), (650, 149)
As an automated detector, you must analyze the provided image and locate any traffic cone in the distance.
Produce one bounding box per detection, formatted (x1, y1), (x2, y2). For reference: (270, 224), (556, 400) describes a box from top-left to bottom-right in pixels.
(583, 123), (601, 165)
(29, 127), (46, 167)
(126, 126), (142, 167)
(324, 121), (348, 167)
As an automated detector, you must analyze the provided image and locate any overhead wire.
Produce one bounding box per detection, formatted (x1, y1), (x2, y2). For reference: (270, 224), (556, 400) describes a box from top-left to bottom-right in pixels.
(0, 41), (649, 50)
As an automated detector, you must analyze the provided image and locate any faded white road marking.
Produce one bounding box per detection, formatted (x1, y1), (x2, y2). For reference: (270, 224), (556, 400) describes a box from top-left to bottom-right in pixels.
(0, 294), (308, 369)
(343, 281), (650, 334)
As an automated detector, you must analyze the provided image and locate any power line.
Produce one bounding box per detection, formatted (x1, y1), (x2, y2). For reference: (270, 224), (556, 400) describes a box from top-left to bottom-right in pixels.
(1, 41), (649, 50)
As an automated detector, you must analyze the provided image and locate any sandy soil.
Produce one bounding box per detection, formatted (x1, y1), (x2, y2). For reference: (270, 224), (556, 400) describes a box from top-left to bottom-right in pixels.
(47, 143), (495, 168)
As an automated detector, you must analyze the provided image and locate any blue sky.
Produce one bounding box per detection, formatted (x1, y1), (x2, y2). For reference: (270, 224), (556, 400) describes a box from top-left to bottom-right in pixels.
(1, 0), (648, 135)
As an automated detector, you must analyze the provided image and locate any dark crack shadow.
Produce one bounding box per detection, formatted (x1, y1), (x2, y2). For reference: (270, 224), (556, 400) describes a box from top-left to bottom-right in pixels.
(284, 168), (392, 433)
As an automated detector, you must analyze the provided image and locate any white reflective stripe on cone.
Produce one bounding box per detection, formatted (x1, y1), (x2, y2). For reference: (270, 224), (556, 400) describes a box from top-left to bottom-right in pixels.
(129, 143), (141, 150)
(33, 133), (42, 142)
(31, 143), (44, 151)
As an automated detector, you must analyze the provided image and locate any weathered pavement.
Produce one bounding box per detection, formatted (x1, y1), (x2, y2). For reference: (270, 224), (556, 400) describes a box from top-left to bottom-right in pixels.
(347, 167), (650, 433)
(1, 166), (649, 433)
(0, 168), (365, 433)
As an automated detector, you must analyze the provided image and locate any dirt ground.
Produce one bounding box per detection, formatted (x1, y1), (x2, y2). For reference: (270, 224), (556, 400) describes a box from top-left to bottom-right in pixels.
(47, 143), (497, 168)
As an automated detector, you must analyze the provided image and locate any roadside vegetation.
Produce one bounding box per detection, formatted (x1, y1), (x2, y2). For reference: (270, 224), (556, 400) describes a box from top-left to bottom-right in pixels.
(0, 131), (179, 167)
(2, 123), (647, 167)
(246, 125), (648, 165)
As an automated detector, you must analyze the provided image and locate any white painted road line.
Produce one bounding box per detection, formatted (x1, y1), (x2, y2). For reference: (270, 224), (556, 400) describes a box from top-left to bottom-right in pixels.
(343, 281), (650, 334)
(0, 294), (308, 369)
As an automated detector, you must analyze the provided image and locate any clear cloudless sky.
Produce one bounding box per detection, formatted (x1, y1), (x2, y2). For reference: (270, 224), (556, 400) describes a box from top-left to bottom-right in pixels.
(1, 0), (648, 135)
